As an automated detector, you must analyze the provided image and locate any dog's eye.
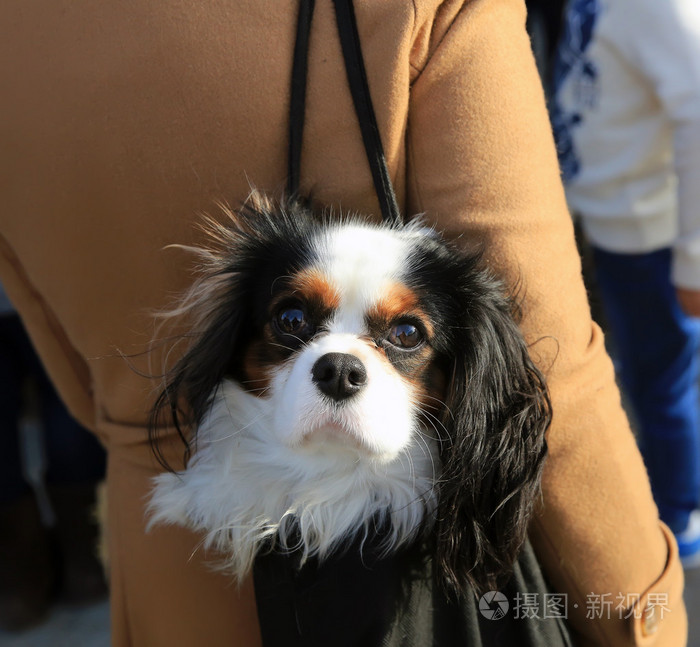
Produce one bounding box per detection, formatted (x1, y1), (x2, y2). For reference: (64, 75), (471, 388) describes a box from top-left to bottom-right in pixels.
(277, 307), (307, 335)
(387, 323), (423, 349)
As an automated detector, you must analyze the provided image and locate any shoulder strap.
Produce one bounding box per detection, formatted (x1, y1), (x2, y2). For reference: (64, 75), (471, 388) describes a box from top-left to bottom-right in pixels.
(287, 0), (402, 226)
(287, 0), (315, 200)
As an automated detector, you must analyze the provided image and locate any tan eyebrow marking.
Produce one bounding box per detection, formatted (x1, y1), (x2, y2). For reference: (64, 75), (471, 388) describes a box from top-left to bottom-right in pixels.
(368, 282), (419, 319)
(292, 268), (341, 311)
(367, 282), (434, 338)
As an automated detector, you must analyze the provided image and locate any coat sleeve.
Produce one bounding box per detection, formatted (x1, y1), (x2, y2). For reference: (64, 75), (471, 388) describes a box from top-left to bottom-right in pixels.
(406, 0), (686, 644)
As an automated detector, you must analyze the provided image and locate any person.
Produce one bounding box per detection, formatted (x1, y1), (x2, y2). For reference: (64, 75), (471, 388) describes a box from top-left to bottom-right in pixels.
(0, 284), (107, 629)
(0, 0), (685, 645)
(551, 0), (700, 566)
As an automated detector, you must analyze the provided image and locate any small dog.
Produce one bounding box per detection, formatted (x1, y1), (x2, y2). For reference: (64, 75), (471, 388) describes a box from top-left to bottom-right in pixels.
(147, 193), (550, 594)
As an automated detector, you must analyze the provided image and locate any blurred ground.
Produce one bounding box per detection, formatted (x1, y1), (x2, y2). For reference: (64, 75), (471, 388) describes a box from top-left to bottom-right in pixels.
(0, 600), (109, 647)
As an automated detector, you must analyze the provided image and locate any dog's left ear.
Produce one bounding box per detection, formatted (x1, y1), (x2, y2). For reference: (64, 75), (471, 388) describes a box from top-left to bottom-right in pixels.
(433, 280), (551, 596)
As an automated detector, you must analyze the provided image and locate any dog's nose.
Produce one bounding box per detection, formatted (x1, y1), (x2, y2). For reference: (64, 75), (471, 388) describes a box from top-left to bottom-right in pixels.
(311, 352), (367, 401)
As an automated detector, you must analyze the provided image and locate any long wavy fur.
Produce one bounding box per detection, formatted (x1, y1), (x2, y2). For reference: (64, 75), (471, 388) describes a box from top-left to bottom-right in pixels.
(148, 193), (551, 596)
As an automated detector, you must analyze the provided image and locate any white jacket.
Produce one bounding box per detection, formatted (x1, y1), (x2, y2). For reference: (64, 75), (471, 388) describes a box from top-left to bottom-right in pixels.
(552, 0), (700, 288)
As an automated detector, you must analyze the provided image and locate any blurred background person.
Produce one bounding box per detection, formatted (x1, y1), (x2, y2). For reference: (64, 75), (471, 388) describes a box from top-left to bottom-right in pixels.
(0, 282), (107, 631)
(551, 0), (700, 565)
(525, 0), (566, 85)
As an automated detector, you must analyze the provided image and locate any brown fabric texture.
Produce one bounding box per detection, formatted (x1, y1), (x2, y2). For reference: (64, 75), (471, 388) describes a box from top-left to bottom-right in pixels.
(0, 0), (686, 645)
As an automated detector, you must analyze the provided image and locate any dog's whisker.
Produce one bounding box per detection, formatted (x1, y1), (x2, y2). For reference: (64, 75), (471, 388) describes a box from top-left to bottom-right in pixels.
(242, 386), (272, 395)
(268, 341), (303, 352)
(410, 430), (438, 484)
(419, 393), (455, 422)
(418, 409), (448, 440)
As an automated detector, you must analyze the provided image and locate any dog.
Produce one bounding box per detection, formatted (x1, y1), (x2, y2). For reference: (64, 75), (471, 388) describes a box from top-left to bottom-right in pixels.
(147, 192), (550, 596)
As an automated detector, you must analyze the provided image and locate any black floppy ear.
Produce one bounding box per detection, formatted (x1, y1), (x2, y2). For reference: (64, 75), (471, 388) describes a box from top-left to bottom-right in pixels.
(147, 193), (282, 470)
(147, 193), (321, 471)
(148, 261), (249, 471)
(433, 281), (551, 596)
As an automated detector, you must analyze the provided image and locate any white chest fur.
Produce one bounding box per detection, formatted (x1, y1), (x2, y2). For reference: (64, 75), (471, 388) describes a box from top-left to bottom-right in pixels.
(148, 380), (439, 579)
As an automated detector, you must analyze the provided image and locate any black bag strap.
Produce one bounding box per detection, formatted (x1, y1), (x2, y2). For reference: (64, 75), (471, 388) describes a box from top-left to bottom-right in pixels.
(287, 0), (315, 199)
(287, 0), (402, 226)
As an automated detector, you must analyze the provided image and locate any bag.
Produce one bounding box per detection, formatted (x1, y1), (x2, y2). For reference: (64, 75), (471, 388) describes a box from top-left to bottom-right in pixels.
(253, 2), (573, 645)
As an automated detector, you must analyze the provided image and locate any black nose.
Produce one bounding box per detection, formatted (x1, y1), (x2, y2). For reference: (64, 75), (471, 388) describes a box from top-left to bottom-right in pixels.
(311, 352), (368, 401)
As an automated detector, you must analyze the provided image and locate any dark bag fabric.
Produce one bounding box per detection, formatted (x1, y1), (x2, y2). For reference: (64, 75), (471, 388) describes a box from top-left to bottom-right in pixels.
(253, 1), (574, 645)
(254, 537), (573, 647)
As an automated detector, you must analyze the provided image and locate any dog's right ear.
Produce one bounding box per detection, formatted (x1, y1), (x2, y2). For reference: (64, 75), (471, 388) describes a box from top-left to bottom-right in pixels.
(147, 192), (319, 470)
(146, 196), (277, 471)
(148, 253), (249, 472)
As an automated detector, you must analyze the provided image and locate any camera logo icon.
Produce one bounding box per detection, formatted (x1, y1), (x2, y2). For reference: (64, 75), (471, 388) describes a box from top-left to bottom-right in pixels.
(479, 591), (509, 620)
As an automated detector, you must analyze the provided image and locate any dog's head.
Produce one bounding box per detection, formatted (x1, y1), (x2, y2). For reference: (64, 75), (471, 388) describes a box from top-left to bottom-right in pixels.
(148, 193), (550, 594)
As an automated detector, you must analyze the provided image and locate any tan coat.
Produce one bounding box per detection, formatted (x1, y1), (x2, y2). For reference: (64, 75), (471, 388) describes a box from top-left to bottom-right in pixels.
(0, 0), (685, 644)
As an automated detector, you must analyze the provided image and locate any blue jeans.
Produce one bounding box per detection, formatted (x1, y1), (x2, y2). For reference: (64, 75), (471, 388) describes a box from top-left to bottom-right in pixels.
(592, 247), (700, 533)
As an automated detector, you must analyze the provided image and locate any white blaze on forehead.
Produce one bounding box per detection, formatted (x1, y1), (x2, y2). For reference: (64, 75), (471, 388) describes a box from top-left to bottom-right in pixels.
(313, 225), (412, 333)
